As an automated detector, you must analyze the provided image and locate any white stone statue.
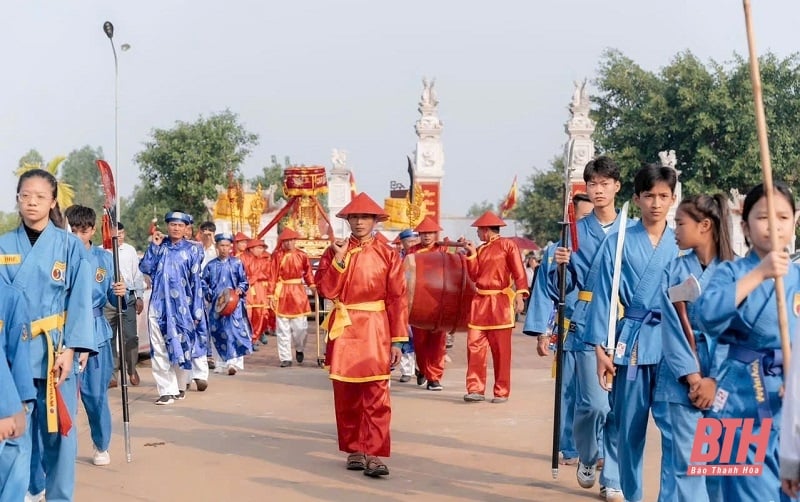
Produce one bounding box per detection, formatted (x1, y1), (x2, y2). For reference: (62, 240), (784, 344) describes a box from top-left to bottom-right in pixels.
(421, 77), (438, 107)
(658, 150), (677, 169)
(571, 79), (589, 112)
(331, 148), (348, 171)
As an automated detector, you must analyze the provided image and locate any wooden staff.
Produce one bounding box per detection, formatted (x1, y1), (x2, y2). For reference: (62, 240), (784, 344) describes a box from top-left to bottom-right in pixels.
(743, 0), (791, 373)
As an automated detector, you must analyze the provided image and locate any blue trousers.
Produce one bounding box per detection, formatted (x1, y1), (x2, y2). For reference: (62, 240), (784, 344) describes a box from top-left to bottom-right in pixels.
(573, 350), (620, 490)
(664, 402), (710, 502)
(28, 377), (78, 502)
(0, 410), (32, 502)
(559, 350), (578, 459)
(79, 342), (113, 451)
(613, 364), (672, 502)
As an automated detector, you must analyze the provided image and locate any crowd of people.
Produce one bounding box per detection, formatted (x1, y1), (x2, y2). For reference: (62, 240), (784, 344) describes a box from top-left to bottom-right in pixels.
(2, 160), (800, 501)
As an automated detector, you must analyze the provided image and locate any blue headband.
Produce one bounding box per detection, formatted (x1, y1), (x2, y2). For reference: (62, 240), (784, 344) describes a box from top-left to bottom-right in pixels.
(214, 232), (233, 243)
(164, 211), (192, 225)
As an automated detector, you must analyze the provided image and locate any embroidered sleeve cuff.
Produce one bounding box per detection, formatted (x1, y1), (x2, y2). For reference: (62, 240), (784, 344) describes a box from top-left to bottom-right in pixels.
(465, 253), (477, 261)
(516, 289), (530, 297)
(391, 336), (409, 343)
(333, 260), (347, 273)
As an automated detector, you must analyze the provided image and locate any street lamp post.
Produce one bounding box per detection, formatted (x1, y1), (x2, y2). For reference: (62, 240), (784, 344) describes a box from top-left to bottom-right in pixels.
(103, 20), (133, 463)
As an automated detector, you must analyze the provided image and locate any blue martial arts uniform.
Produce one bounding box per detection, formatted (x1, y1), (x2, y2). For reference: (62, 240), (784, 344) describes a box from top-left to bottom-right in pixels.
(696, 252), (800, 502)
(654, 252), (727, 502)
(552, 210), (628, 491)
(0, 223), (95, 502)
(0, 285), (35, 502)
(201, 256), (252, 362)
(79, 246), (124, 453)
(524, 242), (579, 460)
(585, 222), (678, 502)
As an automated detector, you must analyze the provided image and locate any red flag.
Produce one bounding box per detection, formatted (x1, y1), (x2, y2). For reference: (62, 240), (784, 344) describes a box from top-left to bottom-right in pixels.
(499, 176), (518, 217)
(349, 171), (357, 199)
(95, 160), (117, 250)
(55, 386), (73, 436)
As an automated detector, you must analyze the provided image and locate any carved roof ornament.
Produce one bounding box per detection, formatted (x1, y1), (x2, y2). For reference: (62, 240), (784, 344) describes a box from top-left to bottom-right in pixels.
(331, 148), (348, 172)
(658, 150), (677, 169)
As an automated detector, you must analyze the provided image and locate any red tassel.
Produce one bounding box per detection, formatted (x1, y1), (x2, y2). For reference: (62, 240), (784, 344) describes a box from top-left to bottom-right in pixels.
(568, 203), (579, 252)
(55, 386), (73, 437)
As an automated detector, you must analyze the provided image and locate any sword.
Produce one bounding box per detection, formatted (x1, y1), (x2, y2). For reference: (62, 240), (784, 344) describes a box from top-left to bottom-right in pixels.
(604, 201), (629, 390)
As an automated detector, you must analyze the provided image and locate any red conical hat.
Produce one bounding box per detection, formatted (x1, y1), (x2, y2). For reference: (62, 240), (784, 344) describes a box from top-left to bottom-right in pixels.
(246, 238), (267, 250)
(470, 211), (507, 228)
(278, 227), (303, 243)
(234, 231), (250, 242)
(336, 193), (389, 222)
(414, 215), (442, 233)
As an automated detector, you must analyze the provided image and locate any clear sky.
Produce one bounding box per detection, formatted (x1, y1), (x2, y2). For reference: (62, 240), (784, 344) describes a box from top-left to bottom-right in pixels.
(2, 1), (798, 217)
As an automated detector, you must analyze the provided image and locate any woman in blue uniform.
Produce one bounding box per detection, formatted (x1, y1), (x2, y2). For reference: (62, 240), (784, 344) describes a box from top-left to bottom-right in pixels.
(696, 182), (800, 502)
(655, 194), (735, 501)
(0, 169), (95, 502)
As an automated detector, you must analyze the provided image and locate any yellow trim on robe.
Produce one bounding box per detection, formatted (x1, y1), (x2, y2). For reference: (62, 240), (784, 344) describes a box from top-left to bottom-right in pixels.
(578, 291), (593, 302)
(329, 373), (391, 383)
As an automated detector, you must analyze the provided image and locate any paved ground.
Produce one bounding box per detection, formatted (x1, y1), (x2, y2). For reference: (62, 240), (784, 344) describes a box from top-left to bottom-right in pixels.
(74, 324), (662, 501)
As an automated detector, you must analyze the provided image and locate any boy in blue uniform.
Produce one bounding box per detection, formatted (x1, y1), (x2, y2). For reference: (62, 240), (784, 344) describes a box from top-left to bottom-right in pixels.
(0, 285), (36, 502)
(0, 169), (95, 502)
(587, 165), (679, 502)
(550, 157), (628, 501)
(64, 206), (126, 466)
(696, 182), (799, 502)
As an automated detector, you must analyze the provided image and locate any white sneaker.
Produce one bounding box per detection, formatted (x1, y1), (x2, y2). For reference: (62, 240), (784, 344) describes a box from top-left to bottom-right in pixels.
(92, 448), (111, 466)
(602, 486), (624, 502)
(576, 461), (596, 488)
(24, 491), (45, 502)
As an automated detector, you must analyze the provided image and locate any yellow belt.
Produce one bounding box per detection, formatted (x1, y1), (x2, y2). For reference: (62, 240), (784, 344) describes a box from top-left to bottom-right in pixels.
(273, 278), (303, 302)
(476, 286), (517, 306)
(323, 300), (385, 340)
(31, 312), (66, 433)
(578, 291), (593, 302)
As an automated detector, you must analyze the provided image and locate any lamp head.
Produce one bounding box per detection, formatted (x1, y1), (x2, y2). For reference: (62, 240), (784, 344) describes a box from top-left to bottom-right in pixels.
(103, 21), (114, 39)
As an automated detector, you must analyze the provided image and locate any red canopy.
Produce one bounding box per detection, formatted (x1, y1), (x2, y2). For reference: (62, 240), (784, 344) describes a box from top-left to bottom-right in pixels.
(507, 236), (539, 251)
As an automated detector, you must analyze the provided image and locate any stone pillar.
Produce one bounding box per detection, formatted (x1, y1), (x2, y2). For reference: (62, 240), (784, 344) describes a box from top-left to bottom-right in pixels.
(327, 148), (352, 239)
(563, 79), (596, 193)
(412, 77), (445, 224)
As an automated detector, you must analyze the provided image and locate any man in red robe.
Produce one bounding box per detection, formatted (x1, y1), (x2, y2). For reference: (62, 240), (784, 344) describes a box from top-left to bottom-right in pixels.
(232, 231), (250, 257)
(269, 228), (315, 367)
(315, 192), (408, 478)
(407, 215), (449, 391)
(463, 211), (529, 403)
(242, 239), (274, 348)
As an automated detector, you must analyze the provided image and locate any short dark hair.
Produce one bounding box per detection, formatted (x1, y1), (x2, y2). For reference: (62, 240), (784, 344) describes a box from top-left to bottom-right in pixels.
(583, 156), (620, 183)
(200, 221), (216, 232)
(633, 164), (677, 195)
(65, 205), (96, 230)
(572, 193), (591, 206)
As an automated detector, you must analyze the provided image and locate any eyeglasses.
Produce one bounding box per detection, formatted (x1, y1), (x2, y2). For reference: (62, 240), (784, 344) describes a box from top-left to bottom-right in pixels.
(17, 193), (53, 203)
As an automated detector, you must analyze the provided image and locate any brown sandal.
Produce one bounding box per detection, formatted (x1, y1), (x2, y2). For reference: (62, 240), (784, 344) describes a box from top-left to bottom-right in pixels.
(363, 456), (389, 477)
(346, 452), (366, 471)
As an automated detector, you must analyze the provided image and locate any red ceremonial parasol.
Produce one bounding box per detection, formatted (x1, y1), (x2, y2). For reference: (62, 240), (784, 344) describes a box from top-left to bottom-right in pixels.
(508, 236), (539, 251)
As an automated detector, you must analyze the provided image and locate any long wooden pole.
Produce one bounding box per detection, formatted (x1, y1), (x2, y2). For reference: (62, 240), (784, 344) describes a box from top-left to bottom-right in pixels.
(742, 0), (791, 373)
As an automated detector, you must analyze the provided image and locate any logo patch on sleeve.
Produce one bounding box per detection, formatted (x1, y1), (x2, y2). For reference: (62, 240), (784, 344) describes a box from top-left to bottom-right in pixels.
(95, 267), (107, 283)
(51, 261), (66, 282)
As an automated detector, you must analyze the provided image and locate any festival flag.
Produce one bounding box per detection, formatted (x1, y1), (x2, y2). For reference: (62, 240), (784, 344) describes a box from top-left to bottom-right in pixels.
(349, 171), (357, 199)
(499, 176), (518, 217)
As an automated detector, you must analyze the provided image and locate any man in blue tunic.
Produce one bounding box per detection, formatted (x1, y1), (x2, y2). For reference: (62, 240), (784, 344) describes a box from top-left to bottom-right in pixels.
(201, 233), (252, 375)
(139, 211), (208, 405)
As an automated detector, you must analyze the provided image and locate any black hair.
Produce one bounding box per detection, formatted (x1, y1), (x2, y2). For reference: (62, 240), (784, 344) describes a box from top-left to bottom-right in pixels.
(583, 156), (621, 183)
(572, 193), (592, 207)
(742, 182), (796, 223)
(678, 194), (735, 261)
(633, 164), (677, 195)
(200, 221), (216, 232)
(64, 205), (97, 230)
(17, 168), (64, 228)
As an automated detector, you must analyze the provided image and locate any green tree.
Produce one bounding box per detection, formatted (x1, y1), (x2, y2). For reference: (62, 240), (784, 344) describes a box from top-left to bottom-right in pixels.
(60, 146), (105, 222)
(119, 186), (169, 251)
(592, 49), (800, 201)
(466, 200), (495, 218)
(514, 159), (565, 245)
(18, 149), (44, 169)
(135, 110), (259, 221)
(248, 155), (291, 202)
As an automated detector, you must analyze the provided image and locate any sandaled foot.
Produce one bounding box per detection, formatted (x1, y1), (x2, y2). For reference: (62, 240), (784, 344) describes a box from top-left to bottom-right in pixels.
(346, 452), (366, 471)
(363, 456), (389, 477)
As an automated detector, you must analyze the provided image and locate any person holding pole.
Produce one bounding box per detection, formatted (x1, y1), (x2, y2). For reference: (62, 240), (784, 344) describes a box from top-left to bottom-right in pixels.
(64, 205), (127, 468)
(0, 169), (95, 502)
(696, 183), (799, 502)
